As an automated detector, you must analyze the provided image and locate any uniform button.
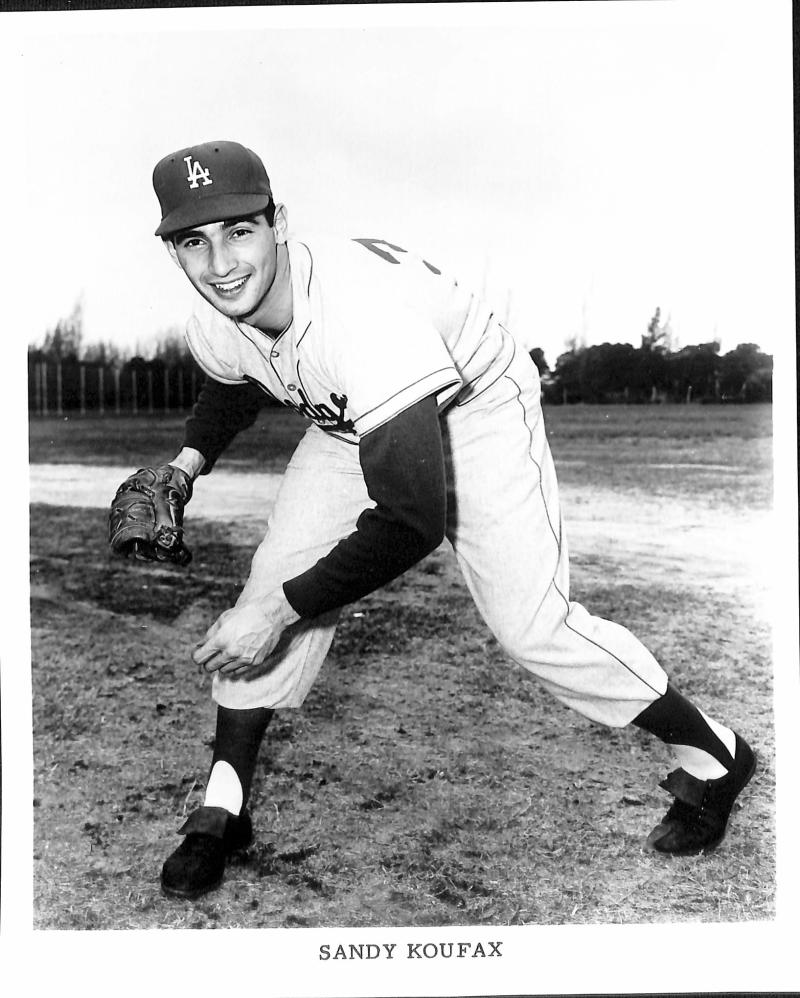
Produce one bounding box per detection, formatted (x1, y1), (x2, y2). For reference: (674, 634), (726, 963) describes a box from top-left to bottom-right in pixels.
(287, 383), (297, 391)
(271, 350), (279, 358)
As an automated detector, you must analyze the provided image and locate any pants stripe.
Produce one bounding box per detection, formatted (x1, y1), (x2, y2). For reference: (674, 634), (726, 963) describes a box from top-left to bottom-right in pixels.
(507, 373), (664, 701)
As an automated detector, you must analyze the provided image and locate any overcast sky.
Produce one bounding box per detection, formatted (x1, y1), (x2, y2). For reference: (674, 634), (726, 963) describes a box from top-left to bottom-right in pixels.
(15, 1), (795, 365)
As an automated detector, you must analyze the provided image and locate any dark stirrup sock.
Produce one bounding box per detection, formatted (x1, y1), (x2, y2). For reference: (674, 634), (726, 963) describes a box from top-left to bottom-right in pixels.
(632, 683), (735, 772)
(206, 706), (275, 812)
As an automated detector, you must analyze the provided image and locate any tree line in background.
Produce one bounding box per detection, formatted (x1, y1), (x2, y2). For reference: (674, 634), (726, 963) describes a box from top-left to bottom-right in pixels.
(28, 301), (202, 414)
(530, 309), (772, 404)
(29, 303), (772, 414)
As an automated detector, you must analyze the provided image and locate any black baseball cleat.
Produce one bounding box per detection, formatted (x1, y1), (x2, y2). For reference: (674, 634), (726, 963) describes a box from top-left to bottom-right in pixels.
(161, 805), (253, 899)
(646, 734), (756, 856)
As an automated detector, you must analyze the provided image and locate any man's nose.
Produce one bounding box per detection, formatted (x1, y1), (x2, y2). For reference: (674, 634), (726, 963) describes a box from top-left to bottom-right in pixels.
(209, 240), (235, 278)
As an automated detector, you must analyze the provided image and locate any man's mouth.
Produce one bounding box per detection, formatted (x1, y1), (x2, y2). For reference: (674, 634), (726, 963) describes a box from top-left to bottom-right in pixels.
(211, 275), (250, 295)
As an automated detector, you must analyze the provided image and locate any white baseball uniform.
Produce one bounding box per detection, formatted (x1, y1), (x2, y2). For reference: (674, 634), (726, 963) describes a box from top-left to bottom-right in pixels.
(184, 235), (669, 726)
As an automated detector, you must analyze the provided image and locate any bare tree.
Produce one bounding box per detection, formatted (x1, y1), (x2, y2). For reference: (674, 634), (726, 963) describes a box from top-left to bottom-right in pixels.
(37, 297), (85, 361)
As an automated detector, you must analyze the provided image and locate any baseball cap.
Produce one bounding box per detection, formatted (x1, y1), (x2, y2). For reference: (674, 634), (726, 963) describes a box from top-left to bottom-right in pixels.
(152, 140), (272, 237)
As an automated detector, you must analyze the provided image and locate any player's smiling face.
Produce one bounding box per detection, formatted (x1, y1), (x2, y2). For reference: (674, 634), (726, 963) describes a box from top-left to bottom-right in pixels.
(167, 209), (288, 323)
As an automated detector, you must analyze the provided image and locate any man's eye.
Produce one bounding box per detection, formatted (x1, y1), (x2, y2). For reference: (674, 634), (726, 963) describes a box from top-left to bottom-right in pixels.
(230, 228), (252, 239)
(180, 238), (203, 249)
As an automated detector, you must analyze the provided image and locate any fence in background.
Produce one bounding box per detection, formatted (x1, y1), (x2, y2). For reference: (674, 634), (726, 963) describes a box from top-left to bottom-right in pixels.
(28, 359), (202, 416)
(28, 353), (773, 415)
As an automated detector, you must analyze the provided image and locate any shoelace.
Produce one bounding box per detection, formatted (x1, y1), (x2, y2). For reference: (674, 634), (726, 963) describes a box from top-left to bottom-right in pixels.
(663, 795), (720, 837)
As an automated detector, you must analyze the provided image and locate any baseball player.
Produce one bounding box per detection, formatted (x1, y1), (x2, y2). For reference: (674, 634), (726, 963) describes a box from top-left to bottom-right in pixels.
(110, 140), (756, 900)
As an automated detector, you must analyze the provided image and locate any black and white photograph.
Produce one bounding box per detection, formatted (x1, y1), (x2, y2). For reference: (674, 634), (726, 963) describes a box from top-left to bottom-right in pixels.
(2, 1), (798, 996)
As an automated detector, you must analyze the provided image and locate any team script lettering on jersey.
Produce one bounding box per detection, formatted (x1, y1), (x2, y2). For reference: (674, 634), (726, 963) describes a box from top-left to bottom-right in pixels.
(244, 376), (355, 435)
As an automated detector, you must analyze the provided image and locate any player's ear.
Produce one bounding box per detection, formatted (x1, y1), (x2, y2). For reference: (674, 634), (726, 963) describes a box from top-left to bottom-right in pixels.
(273, 203), (288, 244)
(163, 238), (183, 269)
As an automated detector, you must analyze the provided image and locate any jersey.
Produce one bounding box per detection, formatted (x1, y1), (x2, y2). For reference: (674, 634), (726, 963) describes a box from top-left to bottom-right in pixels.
(183, 235), (516, 441)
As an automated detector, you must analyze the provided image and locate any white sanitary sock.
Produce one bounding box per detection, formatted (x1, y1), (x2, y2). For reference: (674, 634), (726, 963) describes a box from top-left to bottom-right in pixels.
(672, 711), (737, 781)
(204, 760), (244, 815)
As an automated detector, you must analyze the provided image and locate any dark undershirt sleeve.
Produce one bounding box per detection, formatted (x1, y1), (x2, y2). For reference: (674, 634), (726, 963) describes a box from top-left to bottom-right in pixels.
(282, 394), (447, 618)
(182, 378), (269, 474)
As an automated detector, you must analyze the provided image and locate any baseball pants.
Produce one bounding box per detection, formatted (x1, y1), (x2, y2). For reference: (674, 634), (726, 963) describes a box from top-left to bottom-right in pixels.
(212, 345), (669, 727)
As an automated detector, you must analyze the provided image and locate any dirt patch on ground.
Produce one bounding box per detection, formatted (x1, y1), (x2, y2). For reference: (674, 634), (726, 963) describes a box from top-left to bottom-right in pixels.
(31, 460), (771, 601)
(29, 445), (775, 929)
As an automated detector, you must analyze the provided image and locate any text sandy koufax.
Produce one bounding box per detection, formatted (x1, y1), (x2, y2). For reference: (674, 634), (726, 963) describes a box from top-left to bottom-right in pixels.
(319, 941), (504, 961)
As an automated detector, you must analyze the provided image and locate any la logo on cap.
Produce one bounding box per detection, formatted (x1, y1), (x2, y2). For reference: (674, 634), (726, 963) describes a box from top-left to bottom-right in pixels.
(154, 140), (272, 236)
(184, 155), (213, 189)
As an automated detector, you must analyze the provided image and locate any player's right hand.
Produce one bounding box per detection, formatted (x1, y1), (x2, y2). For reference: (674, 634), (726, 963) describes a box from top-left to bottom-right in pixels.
(193, 593), (300, 678)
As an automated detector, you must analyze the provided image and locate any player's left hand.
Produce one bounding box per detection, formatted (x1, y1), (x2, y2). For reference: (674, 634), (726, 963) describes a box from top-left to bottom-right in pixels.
(192, 592), (301, 677)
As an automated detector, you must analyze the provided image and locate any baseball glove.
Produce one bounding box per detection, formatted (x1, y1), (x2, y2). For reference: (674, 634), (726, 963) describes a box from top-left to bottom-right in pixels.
(109, 464), (194, 565)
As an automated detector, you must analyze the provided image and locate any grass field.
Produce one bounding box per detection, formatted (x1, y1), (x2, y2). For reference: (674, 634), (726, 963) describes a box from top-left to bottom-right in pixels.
(29, 403), (774, 929)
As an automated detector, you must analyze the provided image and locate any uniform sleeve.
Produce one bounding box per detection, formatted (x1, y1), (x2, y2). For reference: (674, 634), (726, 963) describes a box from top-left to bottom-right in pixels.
(282, 394), (446, 617)
(182, 378), (268, 474)
(317, 243), (462, 433)
(335, 308), (461, 434)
